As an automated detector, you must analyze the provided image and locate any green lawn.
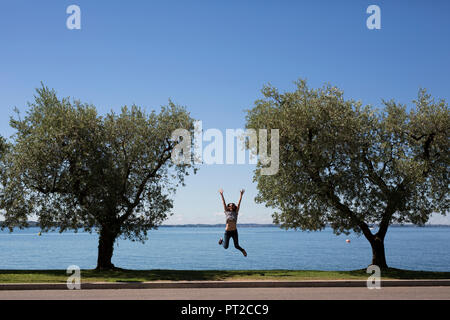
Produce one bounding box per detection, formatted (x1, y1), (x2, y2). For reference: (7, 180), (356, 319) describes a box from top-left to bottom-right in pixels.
(0, 268), (449, 283)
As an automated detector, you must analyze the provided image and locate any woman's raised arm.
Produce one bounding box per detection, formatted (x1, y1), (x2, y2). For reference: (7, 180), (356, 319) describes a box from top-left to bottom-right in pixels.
(219, 188), (227, 211)
(236, 189), (245, 213)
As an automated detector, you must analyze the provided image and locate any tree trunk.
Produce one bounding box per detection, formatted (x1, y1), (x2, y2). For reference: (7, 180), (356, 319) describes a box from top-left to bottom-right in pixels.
(370, 236), (388, 269)
(96, 227), (117, 270)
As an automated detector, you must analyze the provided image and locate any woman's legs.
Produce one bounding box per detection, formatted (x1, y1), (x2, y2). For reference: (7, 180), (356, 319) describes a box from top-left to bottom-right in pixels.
(222, 231), (231, 249)
(221, 230), (247, 256)
(230, 230), (247, 256)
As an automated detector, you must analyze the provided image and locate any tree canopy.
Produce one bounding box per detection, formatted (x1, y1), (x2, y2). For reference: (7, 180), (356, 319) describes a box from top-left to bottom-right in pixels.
(2, 85), (197, 269)
(246, 80), (449, 268)
(0, 135), (6, 172)
(0, 136), (7, 215)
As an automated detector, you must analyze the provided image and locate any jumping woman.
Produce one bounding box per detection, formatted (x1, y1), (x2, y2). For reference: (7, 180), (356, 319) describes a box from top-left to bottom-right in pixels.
(218, 188), (247, 257)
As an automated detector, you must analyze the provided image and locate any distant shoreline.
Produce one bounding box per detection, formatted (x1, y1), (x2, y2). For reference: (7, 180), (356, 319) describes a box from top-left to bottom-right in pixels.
(2, 221), (450, 228)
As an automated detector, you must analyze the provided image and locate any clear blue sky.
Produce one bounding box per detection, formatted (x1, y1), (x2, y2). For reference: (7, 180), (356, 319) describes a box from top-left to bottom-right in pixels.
(0, 0), (449, 224)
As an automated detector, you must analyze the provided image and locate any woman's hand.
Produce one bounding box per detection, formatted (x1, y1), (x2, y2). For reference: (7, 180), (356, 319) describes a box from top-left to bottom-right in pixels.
(219, 188), (224, 195)
(240, 189), (245, 195)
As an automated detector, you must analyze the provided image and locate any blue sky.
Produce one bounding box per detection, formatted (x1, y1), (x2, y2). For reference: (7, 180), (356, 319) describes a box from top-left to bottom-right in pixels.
(0, 0), (449, 224)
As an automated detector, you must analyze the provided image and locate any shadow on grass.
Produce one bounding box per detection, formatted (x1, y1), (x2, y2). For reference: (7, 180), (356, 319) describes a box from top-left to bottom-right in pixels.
(335, 268), (450, 280)
(0, 269), (253, 282)
(1, 268), (449, 283)
(81, 270), (259, 282)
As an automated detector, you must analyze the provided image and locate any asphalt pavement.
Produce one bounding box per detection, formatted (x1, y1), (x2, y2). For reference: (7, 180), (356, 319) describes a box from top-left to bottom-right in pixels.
(1, 286), (449, 300)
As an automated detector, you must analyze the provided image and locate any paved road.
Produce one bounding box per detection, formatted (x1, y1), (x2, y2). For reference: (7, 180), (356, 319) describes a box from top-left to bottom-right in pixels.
(1, 286), (449, 300)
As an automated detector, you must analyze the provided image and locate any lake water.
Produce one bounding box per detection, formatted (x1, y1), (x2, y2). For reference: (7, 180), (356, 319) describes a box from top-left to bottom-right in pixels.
(0, 226), (449, 271)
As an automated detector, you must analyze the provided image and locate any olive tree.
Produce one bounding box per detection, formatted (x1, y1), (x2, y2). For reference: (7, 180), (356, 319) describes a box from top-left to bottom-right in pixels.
(2, 85), (197, 270)
(246, 80), (449, 268)
(0, 136), (9, 224)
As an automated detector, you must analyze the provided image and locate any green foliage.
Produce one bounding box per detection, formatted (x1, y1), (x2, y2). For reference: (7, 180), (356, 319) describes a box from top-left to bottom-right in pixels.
(0, 135), (6, 175)
(246, 80), (449, 237)
(2, 84), (197, 242)
(0, 135), (7, 215)
(0, 136), (5, 153)
(0, 136), (14, 228)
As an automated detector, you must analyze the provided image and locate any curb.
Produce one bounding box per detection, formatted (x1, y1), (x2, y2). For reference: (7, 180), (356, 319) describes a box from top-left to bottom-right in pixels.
(1, 279), (450, 290)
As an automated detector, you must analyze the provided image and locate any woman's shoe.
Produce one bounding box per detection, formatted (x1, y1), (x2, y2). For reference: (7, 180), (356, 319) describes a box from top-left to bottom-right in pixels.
(242, 250), (247, 257)
(218, 238), (223, 245)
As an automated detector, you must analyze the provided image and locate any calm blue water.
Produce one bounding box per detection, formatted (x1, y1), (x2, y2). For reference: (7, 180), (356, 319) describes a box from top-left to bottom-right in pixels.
(0, 226), (449, 271)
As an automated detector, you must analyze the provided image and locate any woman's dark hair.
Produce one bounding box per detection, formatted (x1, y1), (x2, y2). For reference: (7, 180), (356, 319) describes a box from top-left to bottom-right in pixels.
(227, 203), (237, 211)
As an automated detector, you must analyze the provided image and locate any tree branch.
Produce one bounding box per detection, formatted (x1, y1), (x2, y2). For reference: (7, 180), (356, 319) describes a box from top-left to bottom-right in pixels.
(119, 143), (173, 223)
(305, 166), (374, 241)
(361, 153), (390, 197)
